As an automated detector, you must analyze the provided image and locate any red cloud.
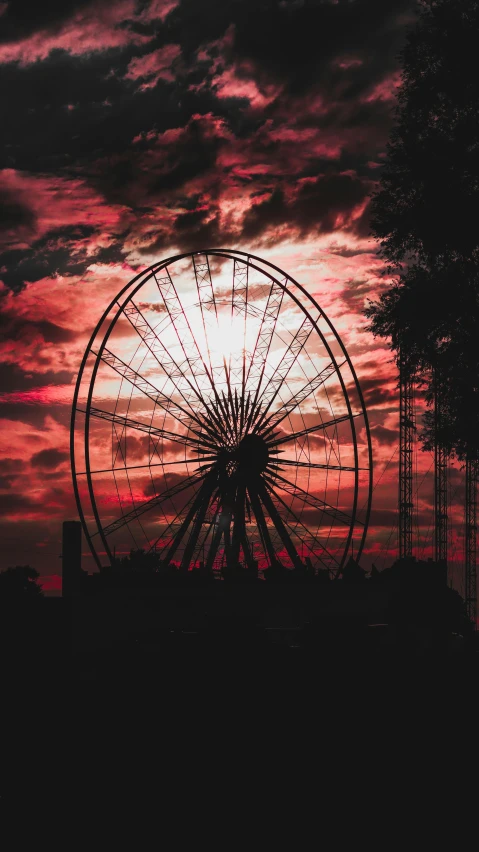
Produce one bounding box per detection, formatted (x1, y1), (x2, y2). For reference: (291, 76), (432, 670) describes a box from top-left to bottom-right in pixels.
(126, 44), (181, 89)
(0, 263), (139, 374)
(211, 62), (282, 110)
(0, 169), (129, 252)
(0, 0), (178, 66)
(0, 386), (74, 406)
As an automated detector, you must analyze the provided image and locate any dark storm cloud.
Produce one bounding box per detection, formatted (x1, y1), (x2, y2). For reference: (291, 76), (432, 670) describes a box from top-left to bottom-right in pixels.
(144, 115), (228, 195)
(243, 173), (370, 240)
(370, 424), (397, 445)
(0, 457), (24, 488)
(0, 482), (77, 517)
(0, 0), (92, 43)
(354, 376), (398, 409)
(0, 51), (146, 172)
(0, 475), (16, 489)
(30, 448), (69, 469)
(0, 363), (74, 393)
(172, 0), (412, 86)
(0, 0), (416, 262)
(0, 225), (105, 290)
(0, 186), (36, 233)
(0, 457), (24, 473)
(0, 314), (78, 345)
(0, 5), (183, 174)
(0, 402), (71, 429)
(173, 211), (235, 250)
(0, 492), (39, 512)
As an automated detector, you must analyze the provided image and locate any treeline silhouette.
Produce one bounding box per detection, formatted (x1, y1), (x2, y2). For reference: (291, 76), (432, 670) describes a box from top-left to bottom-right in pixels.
(68, 548), (469, 632)
(365, 0), (479, 462)
(98, 549), (332, 587)
(0, 565), (44, 598)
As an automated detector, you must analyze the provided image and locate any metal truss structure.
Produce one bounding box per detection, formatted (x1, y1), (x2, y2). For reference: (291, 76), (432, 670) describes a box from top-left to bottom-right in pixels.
(399, 358), (414, 560)
(434, 379), (448, 568)
(465, 456), (478, 627)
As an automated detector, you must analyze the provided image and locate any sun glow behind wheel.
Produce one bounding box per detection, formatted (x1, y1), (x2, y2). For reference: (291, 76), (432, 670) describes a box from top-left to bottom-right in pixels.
(71, 250), (372, 576)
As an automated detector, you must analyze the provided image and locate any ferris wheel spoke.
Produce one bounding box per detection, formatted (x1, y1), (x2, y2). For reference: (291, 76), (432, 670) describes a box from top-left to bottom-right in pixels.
(272, 508), (333, 571)
(92, 347), (223, 446)
(83, 406), (215, 454)
(244, 279), (285, 404)
(268, 413), (358, 447)
(97, 469), (207, 537)
(259, 360), (343, 437)
(204, 513), (227, 572)
(122, 298), (212, 425)
(192, 253), (218, 379)
(148, 488), (200, 555)
(204, 486), (235, 571)
(247, 483), (278, 566)
(279, 516), (337, 572)
(192, 254), (237, 443)
(230, 479), (247, 566)
(223, 371), (240, 442)
(153, 267), (214, 400)
(255, 477), (304, 570)
(185, 513), (217, 570)
(263, 480), (340, 569)
(231, 260), (249, 431)
(195, 514), (218, 563)
(179, 474), (217, 571)
(249, 314), (316, 433)
(78, 456), (216, 476)
(240, 529), (255, 568)
(156, 472), (217, 568)
(263, 469), (359, 528)
(271, 458), (359, 472)
(153, 267), (233, 440)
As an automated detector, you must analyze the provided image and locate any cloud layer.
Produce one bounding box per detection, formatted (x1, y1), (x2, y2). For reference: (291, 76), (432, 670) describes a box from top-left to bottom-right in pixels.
(3, 1), (461, 591)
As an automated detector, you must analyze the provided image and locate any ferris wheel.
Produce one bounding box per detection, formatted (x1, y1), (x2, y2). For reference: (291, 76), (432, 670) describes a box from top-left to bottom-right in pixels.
(71, 249), (372, 577)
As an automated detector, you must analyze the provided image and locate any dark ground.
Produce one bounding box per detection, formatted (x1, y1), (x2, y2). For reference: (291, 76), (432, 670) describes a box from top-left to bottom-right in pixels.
(1, 593), (476, 807)
(2, 591), (477, 698)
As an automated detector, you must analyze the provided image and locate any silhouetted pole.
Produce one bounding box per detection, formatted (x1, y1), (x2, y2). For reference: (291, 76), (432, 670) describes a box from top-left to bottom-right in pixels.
(464, 456), (478, 629)
(433, 374), (448, 575)
(398, 356), (414, 560)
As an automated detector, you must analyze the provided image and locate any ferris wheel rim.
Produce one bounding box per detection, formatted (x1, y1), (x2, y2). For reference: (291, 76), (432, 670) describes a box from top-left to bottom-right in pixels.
(71, 249), (372, 574)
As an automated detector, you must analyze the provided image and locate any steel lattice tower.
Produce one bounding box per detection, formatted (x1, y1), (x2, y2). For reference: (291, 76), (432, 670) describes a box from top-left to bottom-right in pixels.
(465, 456), (478, 628)
(434, 378), (448, 570)
(399, 358), (414, 560)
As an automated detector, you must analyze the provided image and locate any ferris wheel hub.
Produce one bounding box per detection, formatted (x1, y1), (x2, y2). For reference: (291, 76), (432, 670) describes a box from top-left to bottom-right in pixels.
(215, 433), (269, 475)
(237, 433), (269, 474)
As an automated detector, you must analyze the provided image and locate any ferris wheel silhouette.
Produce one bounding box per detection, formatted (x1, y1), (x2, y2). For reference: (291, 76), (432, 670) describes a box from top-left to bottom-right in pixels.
(71, 249), (372, 577)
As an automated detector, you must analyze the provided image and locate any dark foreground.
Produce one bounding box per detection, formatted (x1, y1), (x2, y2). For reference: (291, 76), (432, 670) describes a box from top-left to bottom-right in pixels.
(1, 592), (476, 804)
(2, 592), (477, 697)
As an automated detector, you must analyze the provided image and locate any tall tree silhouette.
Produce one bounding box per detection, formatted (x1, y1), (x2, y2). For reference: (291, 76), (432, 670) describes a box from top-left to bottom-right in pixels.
(365, 0), (479, 460)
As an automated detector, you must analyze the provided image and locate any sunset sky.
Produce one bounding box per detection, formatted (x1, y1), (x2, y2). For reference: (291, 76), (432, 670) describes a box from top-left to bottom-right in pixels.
(1, 0), (466, 594)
